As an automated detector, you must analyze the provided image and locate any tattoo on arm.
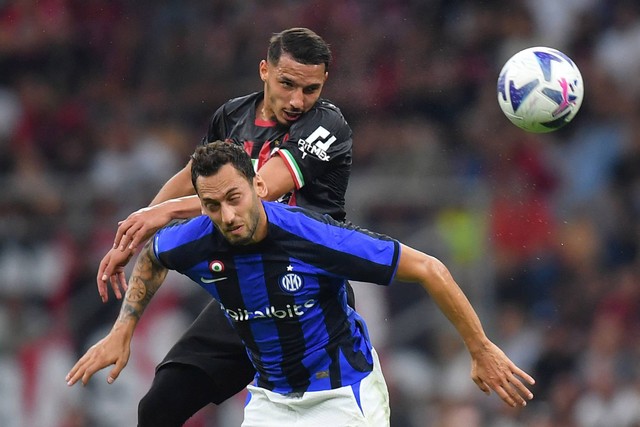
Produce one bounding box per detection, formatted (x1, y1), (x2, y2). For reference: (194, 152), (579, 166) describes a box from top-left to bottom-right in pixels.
(117, 240), (168, 324)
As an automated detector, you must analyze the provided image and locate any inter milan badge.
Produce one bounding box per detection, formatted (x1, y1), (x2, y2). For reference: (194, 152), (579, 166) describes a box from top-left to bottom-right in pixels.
(209, 260), (224, 273)
(279, 271), (304, 293)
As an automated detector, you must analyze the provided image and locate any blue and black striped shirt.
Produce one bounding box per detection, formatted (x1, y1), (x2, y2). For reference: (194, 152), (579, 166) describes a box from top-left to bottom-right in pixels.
(153, 201), (400, 394)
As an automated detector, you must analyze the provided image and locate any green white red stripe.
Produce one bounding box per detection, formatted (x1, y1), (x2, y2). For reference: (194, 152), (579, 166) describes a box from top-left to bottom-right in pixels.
(277, 149), (304, 188)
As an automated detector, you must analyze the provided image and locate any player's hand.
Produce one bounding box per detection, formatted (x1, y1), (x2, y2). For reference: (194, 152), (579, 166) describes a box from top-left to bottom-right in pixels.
(97, 247), (134, 302)
(470, 340), (535, 408)
(113, 205), (173, 252)
(65, 330), (131, 386)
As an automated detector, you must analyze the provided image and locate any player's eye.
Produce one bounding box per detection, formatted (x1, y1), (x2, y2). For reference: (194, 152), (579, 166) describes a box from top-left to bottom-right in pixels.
(205, 202), (220, 211)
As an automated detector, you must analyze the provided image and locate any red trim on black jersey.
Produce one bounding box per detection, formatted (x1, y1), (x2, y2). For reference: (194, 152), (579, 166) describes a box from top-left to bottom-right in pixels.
(254, 118), (277, 127)
(257, 141), (272, 170)
(242, 141), (255, 156)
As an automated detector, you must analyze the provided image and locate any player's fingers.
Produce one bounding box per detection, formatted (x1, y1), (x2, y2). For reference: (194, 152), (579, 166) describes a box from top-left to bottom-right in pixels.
(493, 382), (518, 407)
(107, 359), (127, 384)
(66, 361), (82, 385)
(128, 226), (147, 250)
(66, 369), (83, 386)
(119, 222), (143, 251)
(472, 376), (491, 395)
(80, 362), (104, 386)
(496, 375), (531, 407)
(113, 222), (128, 248)
(117, 271), (128, 292)
(510, 375), (534, 402)
(512, 366), (536, 386)
(66, 352), (94, 385)
(506, 373), (534, 406)
(100, 256), (122, 300)
(109, 274), (123, 300)
(96, 257), (110, 303)
(114, 219), (138, 249)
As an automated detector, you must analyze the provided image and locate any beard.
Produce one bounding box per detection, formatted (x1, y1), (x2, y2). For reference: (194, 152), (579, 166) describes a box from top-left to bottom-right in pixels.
(222, 200), (262, 246)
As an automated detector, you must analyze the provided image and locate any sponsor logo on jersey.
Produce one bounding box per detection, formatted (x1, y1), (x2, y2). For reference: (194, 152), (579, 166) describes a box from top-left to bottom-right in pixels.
(200, 276), (228, 284)
(222, 299), (317, 322)
(297, 126), (335, 161)
(279, 272), (304, 293)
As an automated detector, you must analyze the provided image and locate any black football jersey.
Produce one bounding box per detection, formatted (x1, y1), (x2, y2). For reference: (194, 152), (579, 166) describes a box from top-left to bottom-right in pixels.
(202, 92), (352, 221)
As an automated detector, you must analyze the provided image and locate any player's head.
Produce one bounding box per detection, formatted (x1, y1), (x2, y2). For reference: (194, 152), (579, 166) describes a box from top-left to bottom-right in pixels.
(191, 141), (267, 245)
(267, 27), (332, 72)
(259, 28), (331, 126)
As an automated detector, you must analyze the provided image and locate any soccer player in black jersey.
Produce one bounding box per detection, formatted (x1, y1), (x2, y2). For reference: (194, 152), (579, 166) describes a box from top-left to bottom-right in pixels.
(93, 28), (355, 426)
(67, 142), (535, 426)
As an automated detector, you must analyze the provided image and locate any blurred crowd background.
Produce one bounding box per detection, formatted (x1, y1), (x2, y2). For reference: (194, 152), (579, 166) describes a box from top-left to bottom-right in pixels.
(1, 0), (640, 426)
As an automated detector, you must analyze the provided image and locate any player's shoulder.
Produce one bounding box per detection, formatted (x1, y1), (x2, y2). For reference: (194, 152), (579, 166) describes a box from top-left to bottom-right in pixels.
(264, 201), (342, 230)
(217, 92), (261, 115)
(265, 202), (396, 249)
(291, 98), (351, 134)
(155, 215), (214, 251)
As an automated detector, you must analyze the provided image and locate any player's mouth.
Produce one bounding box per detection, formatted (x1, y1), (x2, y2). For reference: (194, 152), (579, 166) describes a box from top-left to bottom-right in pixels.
(224, 223), (244, 236)
(283, 110), (302, 121)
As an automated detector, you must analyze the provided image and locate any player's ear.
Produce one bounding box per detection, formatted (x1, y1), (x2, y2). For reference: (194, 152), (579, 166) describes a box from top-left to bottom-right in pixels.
(254, 174), (268, 198)
(259, 60), (268, 82)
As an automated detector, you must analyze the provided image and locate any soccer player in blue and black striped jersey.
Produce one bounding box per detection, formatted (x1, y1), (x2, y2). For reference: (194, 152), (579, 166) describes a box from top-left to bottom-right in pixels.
(67, 142), (536, 426)
(94, 27), (356, 426)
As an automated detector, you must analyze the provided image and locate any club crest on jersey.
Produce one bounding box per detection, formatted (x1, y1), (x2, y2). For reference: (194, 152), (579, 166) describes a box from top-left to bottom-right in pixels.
(297, 125), (335, 161)
(279, 273), (304, 293)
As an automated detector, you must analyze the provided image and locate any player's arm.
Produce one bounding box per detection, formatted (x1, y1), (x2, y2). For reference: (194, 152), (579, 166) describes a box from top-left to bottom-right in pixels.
(114, 161), (199, 251)
(99, 161), (201, 300)
(115, 152), (297, 251)
(256, 155), (296, 201)
(67, 240), (168, 386)
(148, 161), (197, 206)
(394, 244), (535, 408)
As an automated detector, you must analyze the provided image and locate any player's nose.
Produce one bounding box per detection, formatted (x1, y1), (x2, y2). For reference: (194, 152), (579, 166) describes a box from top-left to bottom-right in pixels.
(290, 89), (304, 110)
(220, 204), (235, 224)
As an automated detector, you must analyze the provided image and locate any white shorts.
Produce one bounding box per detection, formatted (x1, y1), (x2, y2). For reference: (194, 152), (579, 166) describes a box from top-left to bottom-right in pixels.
(241, 349), (390, 427)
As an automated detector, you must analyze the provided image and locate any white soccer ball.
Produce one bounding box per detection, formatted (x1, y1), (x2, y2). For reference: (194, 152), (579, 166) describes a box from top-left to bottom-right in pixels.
(497, 46), (584, 133)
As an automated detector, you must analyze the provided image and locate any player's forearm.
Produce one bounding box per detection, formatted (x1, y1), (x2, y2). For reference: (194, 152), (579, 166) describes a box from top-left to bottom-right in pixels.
(418, 256), (491, 353)
(397, 245), (491, 353)
(114, 242), (168, 333)
(149, 162), (196, 206)
(154, 195), (202, 219)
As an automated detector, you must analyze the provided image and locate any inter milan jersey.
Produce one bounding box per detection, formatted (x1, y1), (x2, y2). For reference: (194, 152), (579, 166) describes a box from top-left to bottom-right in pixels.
(153, 201), (400, 394)
(203, 92), (352, 221)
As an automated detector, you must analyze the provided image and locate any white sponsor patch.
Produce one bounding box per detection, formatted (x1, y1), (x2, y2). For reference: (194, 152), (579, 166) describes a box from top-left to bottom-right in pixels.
(297, 125), (335, 161)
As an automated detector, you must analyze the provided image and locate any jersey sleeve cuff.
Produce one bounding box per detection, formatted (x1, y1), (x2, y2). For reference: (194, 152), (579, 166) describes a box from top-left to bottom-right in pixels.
(276, 149), (305, 189)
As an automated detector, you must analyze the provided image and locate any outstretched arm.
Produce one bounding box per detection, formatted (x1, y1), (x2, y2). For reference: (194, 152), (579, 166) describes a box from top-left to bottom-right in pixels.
(394, 244), (535, 408)
(67, 240), (168, 386)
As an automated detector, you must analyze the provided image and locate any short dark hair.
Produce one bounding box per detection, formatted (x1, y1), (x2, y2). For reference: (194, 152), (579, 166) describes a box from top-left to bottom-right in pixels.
(267, 27), (331, 71)
(190, 141), (256, 191)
